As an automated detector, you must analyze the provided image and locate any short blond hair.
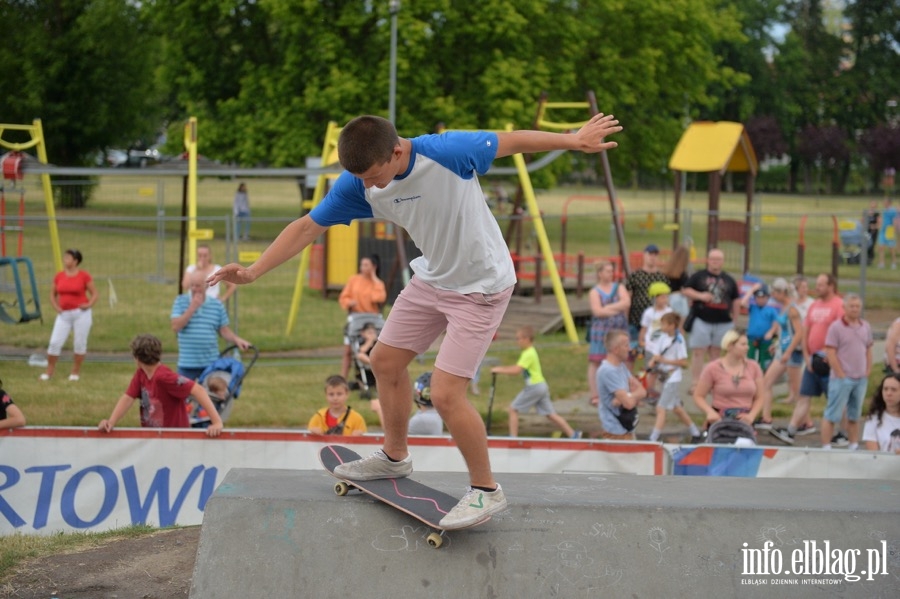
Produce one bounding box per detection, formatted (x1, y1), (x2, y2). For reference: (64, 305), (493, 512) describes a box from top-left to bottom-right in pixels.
(720, 329), (745, 352)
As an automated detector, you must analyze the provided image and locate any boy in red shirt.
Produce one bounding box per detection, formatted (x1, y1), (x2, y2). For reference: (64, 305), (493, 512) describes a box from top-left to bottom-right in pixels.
(98, 334), (223, 436)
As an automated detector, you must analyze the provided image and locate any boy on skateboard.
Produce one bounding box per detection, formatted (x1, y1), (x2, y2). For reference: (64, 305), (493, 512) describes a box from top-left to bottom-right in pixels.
(210, 113), (622, 529)
(491, 326), (581, 438)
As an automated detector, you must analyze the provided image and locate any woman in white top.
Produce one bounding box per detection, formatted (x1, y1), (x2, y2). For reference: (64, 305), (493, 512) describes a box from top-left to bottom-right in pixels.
(182, 244), (235, 302)
(862, 374), (900, 453)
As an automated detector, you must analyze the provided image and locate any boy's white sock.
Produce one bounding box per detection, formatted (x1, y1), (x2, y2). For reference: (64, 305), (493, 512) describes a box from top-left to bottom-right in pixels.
(649, 429), (661, 442)
(689, 423), (700, 437)
(848, 443), (858, 450)
(822, 444), (832, 450)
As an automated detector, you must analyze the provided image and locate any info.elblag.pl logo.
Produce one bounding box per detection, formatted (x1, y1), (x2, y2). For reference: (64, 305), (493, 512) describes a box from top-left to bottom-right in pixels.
(740, 540), (890, 586)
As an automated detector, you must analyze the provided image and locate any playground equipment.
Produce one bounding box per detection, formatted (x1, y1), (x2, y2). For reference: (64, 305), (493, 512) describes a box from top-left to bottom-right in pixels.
(796, 214), (840, 277)
(0, 147), (43, 323)
(668, 121), (758, 273)
(558, 194), (626, 280)
(0, 119), (62, 272)
(500, 92), (629, 343)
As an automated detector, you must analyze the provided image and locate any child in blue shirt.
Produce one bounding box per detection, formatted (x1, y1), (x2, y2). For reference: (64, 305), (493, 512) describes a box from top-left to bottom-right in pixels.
(740, 283), (779, 371)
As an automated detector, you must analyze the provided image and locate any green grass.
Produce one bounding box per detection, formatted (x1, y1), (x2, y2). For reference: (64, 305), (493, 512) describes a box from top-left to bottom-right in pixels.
(0, 524), (161, 580)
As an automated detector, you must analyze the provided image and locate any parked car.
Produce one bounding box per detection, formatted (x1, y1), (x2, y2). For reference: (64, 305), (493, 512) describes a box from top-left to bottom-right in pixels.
(125, 146), (162, 167)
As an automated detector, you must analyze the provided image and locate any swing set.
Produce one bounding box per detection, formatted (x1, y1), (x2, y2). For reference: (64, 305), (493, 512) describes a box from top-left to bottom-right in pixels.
(0, 119), (62, 324)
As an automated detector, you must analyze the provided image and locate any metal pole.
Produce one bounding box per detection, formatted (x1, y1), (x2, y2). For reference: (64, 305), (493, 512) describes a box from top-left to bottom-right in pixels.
(388, 0), (400, 124)
(860, 208), (868, 311)
(156, 179), (165, 282)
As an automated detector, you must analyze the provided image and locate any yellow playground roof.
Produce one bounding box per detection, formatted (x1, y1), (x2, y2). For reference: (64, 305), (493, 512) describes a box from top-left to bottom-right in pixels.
(668, 121), (758, 175)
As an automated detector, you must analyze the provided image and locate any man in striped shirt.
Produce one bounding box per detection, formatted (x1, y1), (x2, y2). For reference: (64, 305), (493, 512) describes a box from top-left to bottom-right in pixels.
(171, 271), (251, 380)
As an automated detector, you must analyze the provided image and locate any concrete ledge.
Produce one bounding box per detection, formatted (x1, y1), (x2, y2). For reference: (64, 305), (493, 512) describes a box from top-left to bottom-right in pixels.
(190, 469), (900, 598)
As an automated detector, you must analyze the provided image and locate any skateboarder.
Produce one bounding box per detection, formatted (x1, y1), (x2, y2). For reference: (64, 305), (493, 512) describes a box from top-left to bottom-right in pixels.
(209, 113), (622, 529)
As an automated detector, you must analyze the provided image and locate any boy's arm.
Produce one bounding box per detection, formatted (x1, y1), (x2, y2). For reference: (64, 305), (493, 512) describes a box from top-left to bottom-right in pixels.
(210, 215), (327, 286)
(765, 317), (779, 340)
(658, 355), (689, 368)
(190, 383), (223, 438)
(491, 364), (523, 375)
(739, 283), (759, 308)
(308, 411), (325, 434)
(99, 394), (137, 432)
(0, 404), (26, 429)
(495, 113), (621, 158)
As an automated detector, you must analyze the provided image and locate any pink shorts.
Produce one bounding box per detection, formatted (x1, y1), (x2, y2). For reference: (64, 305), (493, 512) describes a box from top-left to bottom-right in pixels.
(377, 276), (513, 379)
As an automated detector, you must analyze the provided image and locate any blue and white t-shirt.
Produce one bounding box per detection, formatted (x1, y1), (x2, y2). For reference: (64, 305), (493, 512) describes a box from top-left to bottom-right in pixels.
(171, 294), (229, 369)
(310, 132), (516, 295)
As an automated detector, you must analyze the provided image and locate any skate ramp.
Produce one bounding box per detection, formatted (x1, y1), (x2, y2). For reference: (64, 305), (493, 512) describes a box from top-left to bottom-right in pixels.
(190, 468), (900, 598)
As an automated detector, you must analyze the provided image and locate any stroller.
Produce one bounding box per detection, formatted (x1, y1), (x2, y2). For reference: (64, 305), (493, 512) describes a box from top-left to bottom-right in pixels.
(839, 220), (873, 265)
(705, 412), (756, 446)
(188, 344), (259, 428)
(346, 313), (385, 399)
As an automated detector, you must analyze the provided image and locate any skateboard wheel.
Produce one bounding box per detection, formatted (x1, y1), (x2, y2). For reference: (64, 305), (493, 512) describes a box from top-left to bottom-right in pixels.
(426, 532), (443, 549)
(334, 482), (350, 496)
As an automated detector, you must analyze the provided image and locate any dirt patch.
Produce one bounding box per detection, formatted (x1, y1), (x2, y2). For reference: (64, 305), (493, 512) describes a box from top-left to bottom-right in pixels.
(1, 527), (200, 599)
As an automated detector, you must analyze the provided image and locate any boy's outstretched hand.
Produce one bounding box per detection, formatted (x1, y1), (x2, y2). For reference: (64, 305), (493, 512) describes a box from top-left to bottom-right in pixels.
(208, 263), (255, 287)
(574, 113), (622, 153)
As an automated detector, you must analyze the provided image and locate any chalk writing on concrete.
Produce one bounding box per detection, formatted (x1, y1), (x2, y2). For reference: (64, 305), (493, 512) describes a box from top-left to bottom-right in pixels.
(648, 526), (670, 563)
(538, 540), (624, 596)
(584, 521), (620, 542)
(371, 525), (451, 552)
(755, 524), (799, 547)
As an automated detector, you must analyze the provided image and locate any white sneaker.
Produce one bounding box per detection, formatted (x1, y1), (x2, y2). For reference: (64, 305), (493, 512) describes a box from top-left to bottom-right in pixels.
(439, 484), (507, 530)
(39, 373), (50, 381)
(68, 374), (80, 382)
(333, 449), (412, 481)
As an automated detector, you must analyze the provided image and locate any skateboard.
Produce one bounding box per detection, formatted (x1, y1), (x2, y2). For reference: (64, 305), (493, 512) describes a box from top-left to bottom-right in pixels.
(319, 444), (488, 548)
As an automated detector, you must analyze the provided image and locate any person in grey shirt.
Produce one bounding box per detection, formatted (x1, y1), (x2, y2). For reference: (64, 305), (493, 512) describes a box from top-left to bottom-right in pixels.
(408, 372), (443, 435)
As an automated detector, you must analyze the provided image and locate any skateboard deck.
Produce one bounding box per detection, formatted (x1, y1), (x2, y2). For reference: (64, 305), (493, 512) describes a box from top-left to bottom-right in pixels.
(319, 444), (488, 547)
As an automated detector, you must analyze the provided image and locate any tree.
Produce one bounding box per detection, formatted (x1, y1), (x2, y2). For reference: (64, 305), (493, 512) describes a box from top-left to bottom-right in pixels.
(746, 115), (788, 160)
(796, 124), (849, 193)
(860, 124), (900, 189)
(771, 1), (844, 191)
(0, 0), (163, 166)
(151, 0), (745, 182)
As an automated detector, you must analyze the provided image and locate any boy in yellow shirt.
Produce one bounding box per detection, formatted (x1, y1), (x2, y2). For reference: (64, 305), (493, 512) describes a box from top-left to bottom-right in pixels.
(308, 375), (367, 436)
(492, 326), (581, 438)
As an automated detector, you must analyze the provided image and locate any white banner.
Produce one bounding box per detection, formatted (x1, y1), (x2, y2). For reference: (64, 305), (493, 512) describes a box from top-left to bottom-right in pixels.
(0, 428), (664, 535)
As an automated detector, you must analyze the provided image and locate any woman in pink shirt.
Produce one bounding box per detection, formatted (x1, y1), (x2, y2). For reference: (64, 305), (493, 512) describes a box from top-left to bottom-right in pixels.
(40, 249), (97, 381)
(692, 329), (766, 428)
